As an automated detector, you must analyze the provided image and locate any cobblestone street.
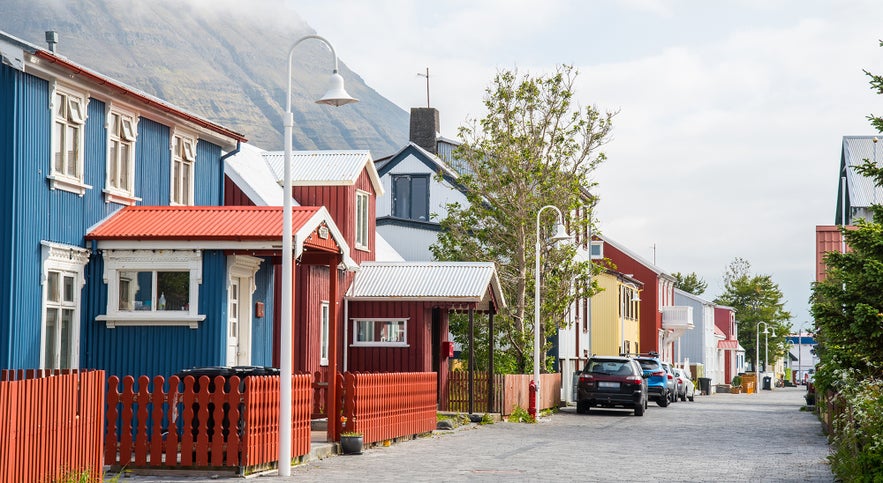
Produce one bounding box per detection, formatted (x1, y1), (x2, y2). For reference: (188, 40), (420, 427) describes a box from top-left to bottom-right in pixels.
(123, 386), (832, 482)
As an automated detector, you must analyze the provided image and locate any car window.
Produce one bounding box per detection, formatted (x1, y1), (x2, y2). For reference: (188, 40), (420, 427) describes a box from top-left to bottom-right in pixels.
(637, 359), (659, 370)
(587, 360), (628, 374)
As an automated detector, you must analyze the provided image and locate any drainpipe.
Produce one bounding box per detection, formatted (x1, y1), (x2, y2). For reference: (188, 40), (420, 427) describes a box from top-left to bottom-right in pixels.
(219, 140), (242, 203)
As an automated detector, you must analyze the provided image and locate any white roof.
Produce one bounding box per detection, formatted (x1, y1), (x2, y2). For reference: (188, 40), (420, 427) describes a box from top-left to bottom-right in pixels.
(262, 150), (384, 195)
(225, 143), (294, 206)
(373, 233), (405, 262)
(346, 261), (505, 310)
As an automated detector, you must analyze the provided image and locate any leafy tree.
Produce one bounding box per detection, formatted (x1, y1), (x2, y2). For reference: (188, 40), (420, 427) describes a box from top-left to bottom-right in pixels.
(432, 65), (616, 374)
(714, 258), (792, 371)
(671, 271), (707, 295)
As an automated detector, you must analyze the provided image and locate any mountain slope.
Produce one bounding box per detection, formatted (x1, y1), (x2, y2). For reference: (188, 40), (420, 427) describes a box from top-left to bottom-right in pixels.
(0, 0), (408, 156)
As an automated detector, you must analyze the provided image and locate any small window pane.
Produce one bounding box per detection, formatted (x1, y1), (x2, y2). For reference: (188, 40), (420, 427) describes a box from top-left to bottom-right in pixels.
(54, 93), (65, 118)
(120, 270), (153, 310)
(121, 117), (135, 141)
(47, 272), (60, 303)
(63, 275), (75, 303)
(60, 309), (73, 369)
(68, 98), (85, 124)
(45, 308), (58, 368)
(412, 176), (429, 221)
(54, 122), (65, 173)
(157, 271), (189, 311)
(393, 176), (411, 218)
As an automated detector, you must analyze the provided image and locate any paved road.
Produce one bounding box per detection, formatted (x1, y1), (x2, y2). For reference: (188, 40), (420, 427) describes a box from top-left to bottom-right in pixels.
(121, 387), (833, 482)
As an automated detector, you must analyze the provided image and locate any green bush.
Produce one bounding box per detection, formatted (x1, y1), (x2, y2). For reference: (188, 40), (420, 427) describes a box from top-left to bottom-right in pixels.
(732, 375), (742, 387)
(827, 371), (883, 481)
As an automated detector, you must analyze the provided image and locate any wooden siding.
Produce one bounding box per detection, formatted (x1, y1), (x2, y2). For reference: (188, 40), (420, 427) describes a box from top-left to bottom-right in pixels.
(292, 168), (377, 265)
(591, 274), (621, 357)
(293, 264), (329, 375)
(601, 244), (661, 354)
(223, 176), (257, 206)
(346, 301), (434, 373)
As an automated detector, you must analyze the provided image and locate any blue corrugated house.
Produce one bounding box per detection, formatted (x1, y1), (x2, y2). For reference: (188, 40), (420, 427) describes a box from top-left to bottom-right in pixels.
(0, 30), (354, 378)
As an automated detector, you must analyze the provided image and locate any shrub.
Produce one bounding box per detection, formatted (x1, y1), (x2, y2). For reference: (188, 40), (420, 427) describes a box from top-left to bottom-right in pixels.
(507, 406), (536, 423)
(827, 371), (883, 481)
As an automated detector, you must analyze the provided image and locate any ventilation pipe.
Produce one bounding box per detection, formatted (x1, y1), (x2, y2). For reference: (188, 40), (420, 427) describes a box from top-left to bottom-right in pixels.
(45, 31), (58, 53)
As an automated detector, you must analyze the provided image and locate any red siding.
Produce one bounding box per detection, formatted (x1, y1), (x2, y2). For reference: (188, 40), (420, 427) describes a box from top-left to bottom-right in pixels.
(601, 244), (662, 354)
(816, 225), (849, 282)
(347, 301), (433, 373)
(223, 177), (257, 206)
(293, 265), (330, 375)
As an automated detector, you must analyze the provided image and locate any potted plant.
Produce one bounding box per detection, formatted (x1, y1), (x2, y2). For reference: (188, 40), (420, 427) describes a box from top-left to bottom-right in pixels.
(339, 432), (363, 455)
(731, 375), (743, 394)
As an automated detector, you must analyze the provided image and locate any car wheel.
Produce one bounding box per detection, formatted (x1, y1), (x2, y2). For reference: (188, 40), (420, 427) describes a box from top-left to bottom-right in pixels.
(688, 391), (695, 402)
(576, 400), (590, 414)
(680, 391), (686, 402)
(669, 391), (676, 403)
(656, 395), (669, 407)
(634, 402), (645, 416)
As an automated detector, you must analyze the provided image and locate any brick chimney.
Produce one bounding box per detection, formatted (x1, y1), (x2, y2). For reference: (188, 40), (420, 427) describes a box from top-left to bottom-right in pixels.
(409, 107), (439, 155)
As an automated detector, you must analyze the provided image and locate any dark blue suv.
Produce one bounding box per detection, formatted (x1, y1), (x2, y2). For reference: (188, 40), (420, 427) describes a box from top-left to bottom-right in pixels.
(635, 355), (670, 407)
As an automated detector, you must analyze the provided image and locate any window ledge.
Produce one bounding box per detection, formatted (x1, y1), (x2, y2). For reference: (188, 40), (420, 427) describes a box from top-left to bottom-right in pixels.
(96, 313), (206, 329)
(48, 175), (92, 196)
(103, 189), (141, 206)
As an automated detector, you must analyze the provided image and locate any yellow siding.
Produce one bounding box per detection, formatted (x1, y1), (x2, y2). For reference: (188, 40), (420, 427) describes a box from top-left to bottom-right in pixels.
(591, 273), (641, 357)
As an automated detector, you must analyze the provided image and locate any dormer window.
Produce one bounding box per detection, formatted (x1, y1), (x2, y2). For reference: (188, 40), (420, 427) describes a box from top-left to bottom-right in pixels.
(355, 190), (370, 250)
(392, 174), (429, 221)
(48, 84), (91, 195)
(171, 132), (197, 205)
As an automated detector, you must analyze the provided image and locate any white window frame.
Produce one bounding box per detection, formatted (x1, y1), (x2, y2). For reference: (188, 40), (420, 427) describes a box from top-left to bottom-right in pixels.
(170, 130), (197, 206)
(104, 103), (141, 205)
(96, 249), (205, 328)
(40, 241), (89, 370)
(320, 301), (330, 366)
(351, 318), (409, 347)
(48, 82), (92, 195)
(355, 190), (370, 251)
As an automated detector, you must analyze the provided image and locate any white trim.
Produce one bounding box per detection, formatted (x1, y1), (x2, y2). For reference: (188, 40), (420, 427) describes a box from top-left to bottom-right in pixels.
(48, 82), (91, 195)
(351, 317), (409, 347)
(104, 102), (140, 204)
(355, 190), (370, 251)
(226, 255), (262, 365)
(320, 301), (330, 366)
(40, 241), (90, 369)
(170, 129), (198, 206)
(99, 249), (203, 328)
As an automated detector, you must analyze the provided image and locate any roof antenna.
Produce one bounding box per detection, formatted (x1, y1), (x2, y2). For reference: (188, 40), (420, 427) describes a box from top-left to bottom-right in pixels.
(45, 31), (58, 53)
(417, 67), (430, 108)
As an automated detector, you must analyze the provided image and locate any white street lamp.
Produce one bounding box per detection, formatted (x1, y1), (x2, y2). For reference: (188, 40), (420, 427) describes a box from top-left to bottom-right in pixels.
(532, 205), (572, 417)
(755, 321), (768, 395)
(280, 34), (357, 476)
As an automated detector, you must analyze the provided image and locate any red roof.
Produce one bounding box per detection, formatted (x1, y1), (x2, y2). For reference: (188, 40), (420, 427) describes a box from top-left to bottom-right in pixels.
(718, 340), (740, 350)
(86, 206), (321, 240)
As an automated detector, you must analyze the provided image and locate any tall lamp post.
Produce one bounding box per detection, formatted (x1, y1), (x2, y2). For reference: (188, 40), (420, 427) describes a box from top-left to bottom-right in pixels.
(280, 35), (357, 476)
(532, 205), (572, 418)
(755, 321), (768, 395)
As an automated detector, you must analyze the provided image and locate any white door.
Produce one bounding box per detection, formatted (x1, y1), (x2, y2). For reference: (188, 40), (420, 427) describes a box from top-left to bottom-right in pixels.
(227, 278), (241, 365)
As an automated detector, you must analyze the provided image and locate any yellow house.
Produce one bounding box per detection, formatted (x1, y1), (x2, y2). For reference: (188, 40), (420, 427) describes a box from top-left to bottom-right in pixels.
(591, 270), (643, 357)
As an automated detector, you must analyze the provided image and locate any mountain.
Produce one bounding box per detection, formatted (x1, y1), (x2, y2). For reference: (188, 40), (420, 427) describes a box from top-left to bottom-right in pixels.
(0, 0), (408, 157)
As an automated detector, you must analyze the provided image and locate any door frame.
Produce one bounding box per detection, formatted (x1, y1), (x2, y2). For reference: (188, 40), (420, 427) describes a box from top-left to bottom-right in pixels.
(227, 255), (262, 366)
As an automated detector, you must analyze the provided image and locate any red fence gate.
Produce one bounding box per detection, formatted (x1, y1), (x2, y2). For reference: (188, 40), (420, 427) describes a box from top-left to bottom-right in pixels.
(105, 373), (312, 475)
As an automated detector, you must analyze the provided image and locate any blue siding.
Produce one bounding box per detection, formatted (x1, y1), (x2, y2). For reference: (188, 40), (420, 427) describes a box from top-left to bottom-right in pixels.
(250, 259), (276, 366)
(135, 118), (170, 206)
(83, 250), (230, 378)
(0, 63), (18, 366)
(195, 141), (223, 206)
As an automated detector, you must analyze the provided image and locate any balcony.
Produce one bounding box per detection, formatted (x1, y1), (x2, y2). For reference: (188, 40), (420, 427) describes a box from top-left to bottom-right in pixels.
(662, 306), (694, 331)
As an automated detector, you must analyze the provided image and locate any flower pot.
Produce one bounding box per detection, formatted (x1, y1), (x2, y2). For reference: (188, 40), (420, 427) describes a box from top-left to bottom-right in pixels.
(340, 434), (363, 455)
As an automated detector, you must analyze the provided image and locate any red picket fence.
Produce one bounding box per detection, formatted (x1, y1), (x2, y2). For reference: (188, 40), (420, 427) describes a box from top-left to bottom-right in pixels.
(339, 372), (437, 445)
(0, 369), (105, 483)
(444, 371), (561, 416)
(105, 373), (312, 474)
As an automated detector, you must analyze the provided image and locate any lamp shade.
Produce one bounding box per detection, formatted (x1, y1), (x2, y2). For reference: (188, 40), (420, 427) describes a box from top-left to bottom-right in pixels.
(316, 72), (358, 107)
(550, 222), (572, 243)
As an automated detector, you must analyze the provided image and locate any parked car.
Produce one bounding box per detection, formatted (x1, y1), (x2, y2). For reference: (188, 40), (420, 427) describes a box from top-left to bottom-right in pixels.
(661, 362), (678, 403)
(576, 356), (648, 416)
(672, 367), (696, 402)
(635, 355), (670, 407)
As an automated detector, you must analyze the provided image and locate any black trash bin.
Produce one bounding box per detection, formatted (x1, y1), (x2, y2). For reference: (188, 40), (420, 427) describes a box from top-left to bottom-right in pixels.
(175, 366), (279, 441)
(698, 377), (711, 395)
(763, 375), (772, 391)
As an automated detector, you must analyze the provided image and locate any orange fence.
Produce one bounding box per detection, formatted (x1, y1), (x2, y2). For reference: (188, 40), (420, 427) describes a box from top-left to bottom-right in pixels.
(445, 372), (561, 416)
(105, 373), (312, 474)
(0, 369), (105, 483)
(340, 372), (437, 445)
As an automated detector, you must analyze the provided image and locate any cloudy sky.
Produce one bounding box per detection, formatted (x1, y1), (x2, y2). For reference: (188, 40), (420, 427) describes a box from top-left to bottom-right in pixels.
(297, 0), (882, 329)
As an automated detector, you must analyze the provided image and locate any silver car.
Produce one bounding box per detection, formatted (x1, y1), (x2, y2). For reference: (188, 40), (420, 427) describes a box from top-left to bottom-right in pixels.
(672, 367), (696, 402)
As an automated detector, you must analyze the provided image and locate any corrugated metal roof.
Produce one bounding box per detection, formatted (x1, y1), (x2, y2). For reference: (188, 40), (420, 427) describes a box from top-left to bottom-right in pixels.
(261, 150), (384, 195)
(225, 143), (295, 207)
(347, 261), (506, 309)
(843, 136), (883, 207)
(86, 206), (319, 240)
